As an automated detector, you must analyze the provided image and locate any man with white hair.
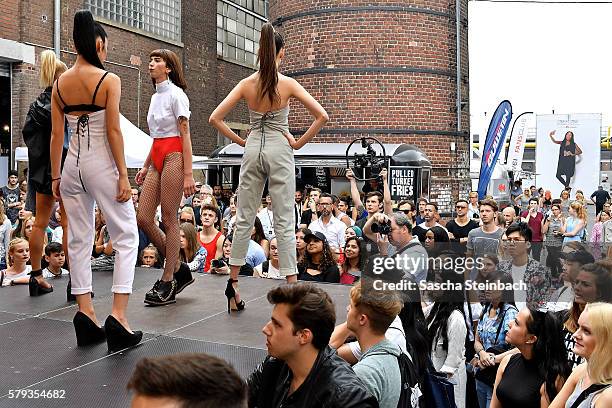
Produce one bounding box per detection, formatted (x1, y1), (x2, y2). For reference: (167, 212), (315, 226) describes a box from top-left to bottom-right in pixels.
(502, 206), (516, 228)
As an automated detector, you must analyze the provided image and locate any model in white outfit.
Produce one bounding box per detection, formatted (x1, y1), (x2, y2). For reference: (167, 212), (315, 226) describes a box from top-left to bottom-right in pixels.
(61, 108), (138, 294)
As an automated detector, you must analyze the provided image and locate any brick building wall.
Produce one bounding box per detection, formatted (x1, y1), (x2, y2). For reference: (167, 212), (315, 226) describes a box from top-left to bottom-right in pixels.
(2, 0), (254, 172)
(270, 0), (472, 211)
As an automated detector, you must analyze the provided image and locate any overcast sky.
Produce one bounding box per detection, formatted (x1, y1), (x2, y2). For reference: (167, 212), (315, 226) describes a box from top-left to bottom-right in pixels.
(468, 1), (612, 138)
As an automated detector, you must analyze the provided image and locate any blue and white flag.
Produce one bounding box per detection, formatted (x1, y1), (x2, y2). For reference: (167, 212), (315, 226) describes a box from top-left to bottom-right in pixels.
(478, 100), (512, 199)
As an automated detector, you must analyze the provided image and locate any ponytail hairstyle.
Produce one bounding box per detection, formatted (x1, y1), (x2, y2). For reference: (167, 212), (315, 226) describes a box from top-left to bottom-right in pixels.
(526, 308), (571, 403)
(39, 50), (67, 88)
(257, 23), (284, 105)
(73, 10), (107, 70)
(149, 49), (187, 90)
(570, 201), (587, 222)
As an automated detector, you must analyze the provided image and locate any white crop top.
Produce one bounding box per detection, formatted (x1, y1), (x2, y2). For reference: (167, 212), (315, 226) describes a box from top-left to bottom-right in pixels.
(147, 79), (191, 138)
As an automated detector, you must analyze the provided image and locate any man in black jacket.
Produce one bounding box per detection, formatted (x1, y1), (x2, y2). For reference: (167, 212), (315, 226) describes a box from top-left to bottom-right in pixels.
(248, 282), (379, 408)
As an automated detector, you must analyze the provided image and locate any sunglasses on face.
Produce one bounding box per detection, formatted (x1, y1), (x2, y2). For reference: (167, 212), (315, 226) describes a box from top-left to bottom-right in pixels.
(180, 218), (194, 224)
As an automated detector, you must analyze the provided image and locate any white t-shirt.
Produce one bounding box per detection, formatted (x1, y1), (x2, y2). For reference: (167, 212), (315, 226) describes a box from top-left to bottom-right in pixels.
(257, 208), (275, 241)
(349, 315), (408, 360)
(511, 263), (528, 310)
(147, 79), (190, 138)
(42, 267), (69, 279)
(547, 284), (574, 312)
(254, 261), (298, 280)
(52, 226), (63, 243)
(1, 265), (32, 286)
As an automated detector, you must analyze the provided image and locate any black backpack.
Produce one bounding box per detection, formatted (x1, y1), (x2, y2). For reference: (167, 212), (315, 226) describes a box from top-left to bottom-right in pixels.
(397, 351), (424, 408)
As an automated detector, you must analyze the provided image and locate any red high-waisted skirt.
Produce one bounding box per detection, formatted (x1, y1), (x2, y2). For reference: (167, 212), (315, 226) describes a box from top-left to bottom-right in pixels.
(151, 136), (182, 173)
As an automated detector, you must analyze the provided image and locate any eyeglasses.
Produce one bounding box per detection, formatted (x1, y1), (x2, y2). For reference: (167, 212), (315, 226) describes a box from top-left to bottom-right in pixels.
(318, 202), (332, 207)
(180, 218), (194, 224)
(456, 205), (467, 209)
(399, 209), (413, 214)
(501, 238), (526, 245)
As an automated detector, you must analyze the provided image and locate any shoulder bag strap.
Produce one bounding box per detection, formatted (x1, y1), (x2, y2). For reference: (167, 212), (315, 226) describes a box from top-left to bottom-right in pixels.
(493, 305), (516, 345)
(569, 384), (608, 408)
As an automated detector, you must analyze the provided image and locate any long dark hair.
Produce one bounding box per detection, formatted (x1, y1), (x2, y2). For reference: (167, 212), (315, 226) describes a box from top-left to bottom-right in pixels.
(73, 10), (107, 70)
(149, 49), (187, 90)
(426, 263), (466, 352)
(299, 238), (336, 273)
(399, 293), (430, 378)
(341, 237), (367, 275)
(257, 23), (284, 105)
(251, 217), (267, 245)
(526, 308), (571, 403)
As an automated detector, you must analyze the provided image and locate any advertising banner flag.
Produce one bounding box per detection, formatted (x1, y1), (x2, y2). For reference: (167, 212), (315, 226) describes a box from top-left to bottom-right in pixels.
(507, 112), (533, 172)
(478, 100), (513, 199)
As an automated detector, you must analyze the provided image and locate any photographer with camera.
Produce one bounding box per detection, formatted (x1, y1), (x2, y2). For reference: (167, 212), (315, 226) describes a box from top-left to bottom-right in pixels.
(363, 212), (428, 283)
(347, 168), (393, 256)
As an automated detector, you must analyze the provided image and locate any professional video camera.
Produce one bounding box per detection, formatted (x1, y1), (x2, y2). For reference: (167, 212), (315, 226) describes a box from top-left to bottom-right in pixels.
(345, 137), (388, 182)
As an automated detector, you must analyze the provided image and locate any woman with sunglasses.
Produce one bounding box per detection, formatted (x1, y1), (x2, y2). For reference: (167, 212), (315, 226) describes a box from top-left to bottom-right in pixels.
(178, 207), (196, 225)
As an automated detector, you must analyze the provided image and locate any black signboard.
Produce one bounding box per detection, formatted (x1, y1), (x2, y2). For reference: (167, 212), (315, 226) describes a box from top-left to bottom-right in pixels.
(389, 166), (418, 201)
(314, 167), (330, 191)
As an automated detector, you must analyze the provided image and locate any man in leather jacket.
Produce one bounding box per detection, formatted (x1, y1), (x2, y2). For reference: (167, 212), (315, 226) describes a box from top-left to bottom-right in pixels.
(247, 282), (379, 408)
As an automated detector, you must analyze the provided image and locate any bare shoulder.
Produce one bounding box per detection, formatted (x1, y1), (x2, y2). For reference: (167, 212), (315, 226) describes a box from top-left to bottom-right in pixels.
(498, 353), (513, 371)
(241, 73), (259, 86)
(595, 388), (612, 408)
(106, 71), (120, 81)
(279, 73), (298, 87)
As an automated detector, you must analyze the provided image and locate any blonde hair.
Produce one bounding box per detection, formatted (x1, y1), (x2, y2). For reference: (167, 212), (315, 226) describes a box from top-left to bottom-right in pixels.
(584, 303), (612, 384)
(8, 238), (29, 266)
(179, 207), (195, 223)
(349, 281), (402, 334)
(39, 50), (67, 88)
(570, 201), (587, 221)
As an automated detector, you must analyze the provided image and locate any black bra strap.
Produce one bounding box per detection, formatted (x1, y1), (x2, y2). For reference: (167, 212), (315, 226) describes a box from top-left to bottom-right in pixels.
(91, 72), (109, 105)
(55, 78), (68, 107)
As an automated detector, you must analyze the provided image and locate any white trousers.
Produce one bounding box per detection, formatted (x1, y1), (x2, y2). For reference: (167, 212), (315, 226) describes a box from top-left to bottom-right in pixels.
(61, 113), (138, 295)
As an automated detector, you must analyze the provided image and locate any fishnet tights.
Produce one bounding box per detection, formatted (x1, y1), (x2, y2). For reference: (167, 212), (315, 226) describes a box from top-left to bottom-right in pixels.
(136, 153), (184, 279)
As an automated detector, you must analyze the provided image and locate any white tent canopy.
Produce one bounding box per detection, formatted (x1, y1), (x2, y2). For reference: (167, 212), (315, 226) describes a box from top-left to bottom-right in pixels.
(15, 114), (208, 169)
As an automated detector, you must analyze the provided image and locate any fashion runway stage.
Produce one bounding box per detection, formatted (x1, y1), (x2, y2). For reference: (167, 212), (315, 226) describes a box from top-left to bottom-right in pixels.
(0, 269), (351, 407)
